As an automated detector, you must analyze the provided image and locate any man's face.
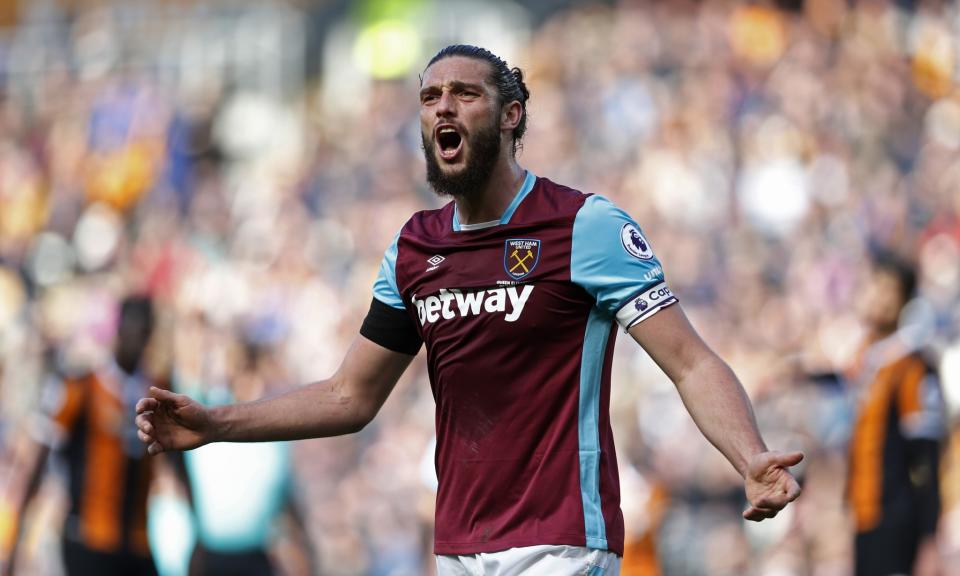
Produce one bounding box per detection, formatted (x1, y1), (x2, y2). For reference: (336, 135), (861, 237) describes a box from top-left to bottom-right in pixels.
(116, 310), (152, 372)
(858, 267), (906, 333)
(419, 56), (503, 199)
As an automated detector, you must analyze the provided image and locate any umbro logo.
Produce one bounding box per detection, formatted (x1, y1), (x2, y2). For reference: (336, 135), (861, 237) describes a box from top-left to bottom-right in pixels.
(426, 255), (445, 272)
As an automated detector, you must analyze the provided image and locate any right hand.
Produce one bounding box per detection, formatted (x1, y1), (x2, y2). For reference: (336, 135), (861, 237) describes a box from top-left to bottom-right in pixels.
(742, 450), (804, 521)
(135, 387), (213, 455)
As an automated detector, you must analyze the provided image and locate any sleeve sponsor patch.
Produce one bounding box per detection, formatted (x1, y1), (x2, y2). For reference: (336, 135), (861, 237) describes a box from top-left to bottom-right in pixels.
(620, 223), (654, 260)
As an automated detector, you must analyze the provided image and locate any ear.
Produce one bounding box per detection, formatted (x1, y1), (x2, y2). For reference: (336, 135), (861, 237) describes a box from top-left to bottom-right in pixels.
(500, 100), (523, 132)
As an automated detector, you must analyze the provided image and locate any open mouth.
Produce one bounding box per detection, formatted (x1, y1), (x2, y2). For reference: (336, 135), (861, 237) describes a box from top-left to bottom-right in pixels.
(436, 126), (463, 161)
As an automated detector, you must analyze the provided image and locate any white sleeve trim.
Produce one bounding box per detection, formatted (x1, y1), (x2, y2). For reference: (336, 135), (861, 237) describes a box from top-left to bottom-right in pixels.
(615, 282), (678, 331)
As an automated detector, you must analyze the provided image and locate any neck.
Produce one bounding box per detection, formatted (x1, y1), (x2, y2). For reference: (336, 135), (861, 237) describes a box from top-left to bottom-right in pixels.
(115, 353), (140, 376)
(866, 324), (897, 345)
(455, 154), (526, 225)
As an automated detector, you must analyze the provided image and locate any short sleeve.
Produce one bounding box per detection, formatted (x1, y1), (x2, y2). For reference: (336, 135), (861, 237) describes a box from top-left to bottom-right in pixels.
(372, 231), (404, 309)
(360, 298), (422, 355)
(29, 375), (87, 446)
(571, 195), (677, 330)
(898, 367), (945, 441)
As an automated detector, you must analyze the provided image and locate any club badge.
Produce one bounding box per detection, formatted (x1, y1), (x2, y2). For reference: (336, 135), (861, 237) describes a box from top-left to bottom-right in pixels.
(504, 239), (541, 280)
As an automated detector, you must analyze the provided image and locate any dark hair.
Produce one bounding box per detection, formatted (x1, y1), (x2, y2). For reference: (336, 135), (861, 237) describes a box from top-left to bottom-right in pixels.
(871, 249), (917, 305)
(425, 44), (530, 155)
(115, 295), (155, 373)
(119, 295), (155, 337)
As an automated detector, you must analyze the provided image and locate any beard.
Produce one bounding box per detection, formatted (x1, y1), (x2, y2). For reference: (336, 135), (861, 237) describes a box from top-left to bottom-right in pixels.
(422, 115), (501, 201)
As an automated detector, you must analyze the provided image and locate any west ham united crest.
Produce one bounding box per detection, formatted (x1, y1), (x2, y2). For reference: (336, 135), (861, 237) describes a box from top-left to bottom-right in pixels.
(504, 239), (541, 280)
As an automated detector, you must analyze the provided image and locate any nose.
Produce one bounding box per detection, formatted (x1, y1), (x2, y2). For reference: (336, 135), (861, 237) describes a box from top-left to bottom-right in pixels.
(436, 90), (456, 117)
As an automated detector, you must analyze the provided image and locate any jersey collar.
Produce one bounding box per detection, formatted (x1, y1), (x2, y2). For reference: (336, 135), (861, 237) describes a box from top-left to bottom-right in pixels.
(452, 170), (537, 232)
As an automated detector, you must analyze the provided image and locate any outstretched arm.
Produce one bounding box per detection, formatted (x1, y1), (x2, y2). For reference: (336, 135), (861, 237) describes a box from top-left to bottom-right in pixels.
(135, 335), (415, 455)
(628, 305), (802, 521)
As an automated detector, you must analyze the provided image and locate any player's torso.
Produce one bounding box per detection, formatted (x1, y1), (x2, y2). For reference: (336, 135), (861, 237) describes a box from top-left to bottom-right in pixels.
(848, 352), (939, 531)
(393, 180), (614, 551)
(63, 368), (154, 554)
(393, 180), (594, 442)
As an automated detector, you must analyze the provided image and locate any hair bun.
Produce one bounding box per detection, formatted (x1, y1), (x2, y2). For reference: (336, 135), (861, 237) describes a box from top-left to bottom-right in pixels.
(511, 67), (530, 102)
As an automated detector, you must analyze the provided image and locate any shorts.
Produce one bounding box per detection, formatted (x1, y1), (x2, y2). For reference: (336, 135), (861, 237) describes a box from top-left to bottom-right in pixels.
(854, 517), (920, 576)
(189, 544), (275, 576)
(436, 545), (621, 576)
(61, 536), (158, 576)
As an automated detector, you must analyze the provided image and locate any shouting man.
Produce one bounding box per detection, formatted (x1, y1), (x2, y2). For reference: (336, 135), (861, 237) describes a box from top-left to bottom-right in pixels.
(136, 45), (802, 575)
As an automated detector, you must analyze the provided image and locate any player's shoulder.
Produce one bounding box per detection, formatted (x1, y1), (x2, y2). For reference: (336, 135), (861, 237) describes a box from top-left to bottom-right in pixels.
(569, 190), (660, 261)
(531, 176), (592, 212)
(399, 201), (457, 240)
(872, 346), (940, 386)
(530, 178), (633, 221)
(503, 176), (644, 237)
(570, 189), (636, 229)
(536, 176), (588, 200)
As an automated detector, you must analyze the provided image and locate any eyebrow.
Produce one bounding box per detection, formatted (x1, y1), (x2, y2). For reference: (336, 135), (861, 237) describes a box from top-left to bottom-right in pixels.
(419, 80), (486, 97)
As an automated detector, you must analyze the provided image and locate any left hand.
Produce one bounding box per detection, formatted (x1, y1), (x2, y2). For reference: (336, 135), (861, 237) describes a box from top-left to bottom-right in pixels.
(743, 450), (803, 521)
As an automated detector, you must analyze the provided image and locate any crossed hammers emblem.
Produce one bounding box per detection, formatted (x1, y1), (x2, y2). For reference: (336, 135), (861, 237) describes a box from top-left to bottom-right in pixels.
(509, 249), (534, 274)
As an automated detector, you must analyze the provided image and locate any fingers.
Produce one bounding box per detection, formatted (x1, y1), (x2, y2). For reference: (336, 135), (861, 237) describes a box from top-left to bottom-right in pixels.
(136, 397), (157, 414)
(135, 411), (158, 452)
(752, 450), (804, 473)
(137, 422), (162, 455)
(784, 477), (802, 502)
(752, 494), (789, 510)
(768, 472), (802, 504)
(745, 476), (803, 522)
(137, 405), (163, 455)
(135, 413), (153, 435)
(138, 387), (182, 414)
(137, 390), (184, 457)
(148, 386), (179, 403)
(743, 505), (779, 522)
(141, 433), (165, 455)
(753, 478), (803, 508)
(770, 451), (804, 468)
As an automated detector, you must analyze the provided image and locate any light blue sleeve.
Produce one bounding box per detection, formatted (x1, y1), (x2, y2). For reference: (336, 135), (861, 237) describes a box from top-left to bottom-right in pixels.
(372, 231), (404, 309)
(571, 195), (677, 330)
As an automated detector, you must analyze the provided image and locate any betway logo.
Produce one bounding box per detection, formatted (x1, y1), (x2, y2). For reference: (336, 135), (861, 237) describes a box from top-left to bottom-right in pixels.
(413, 286), (534, 325)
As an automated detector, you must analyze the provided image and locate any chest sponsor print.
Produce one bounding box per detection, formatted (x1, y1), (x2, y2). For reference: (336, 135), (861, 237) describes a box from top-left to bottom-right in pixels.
(412, 285), (534, 325)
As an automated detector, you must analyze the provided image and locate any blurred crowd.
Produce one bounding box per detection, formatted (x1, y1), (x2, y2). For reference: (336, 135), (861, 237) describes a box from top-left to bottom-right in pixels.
(1, 0), (959, 575)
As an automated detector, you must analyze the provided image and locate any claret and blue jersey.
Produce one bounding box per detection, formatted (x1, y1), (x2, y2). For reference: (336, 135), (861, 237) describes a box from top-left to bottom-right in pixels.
(371, 171), (677, 556)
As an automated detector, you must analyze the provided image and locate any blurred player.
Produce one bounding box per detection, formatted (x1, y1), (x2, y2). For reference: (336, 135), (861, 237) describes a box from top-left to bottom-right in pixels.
(848, 253), (946, 576)
(180, 332), (315, 576)
(4, 296), (162, 576)
(135, 45), (802, 575)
